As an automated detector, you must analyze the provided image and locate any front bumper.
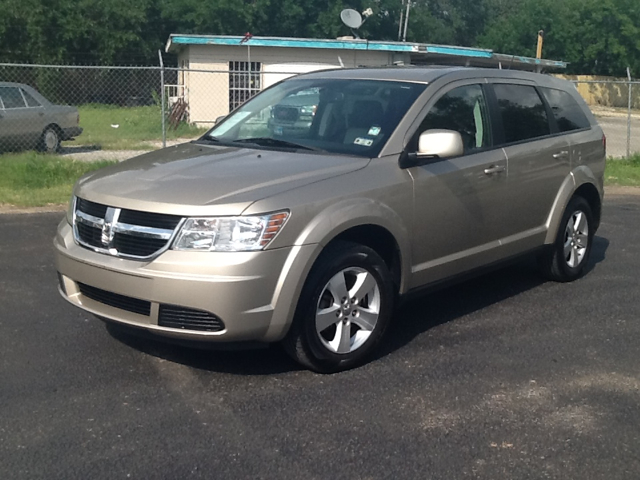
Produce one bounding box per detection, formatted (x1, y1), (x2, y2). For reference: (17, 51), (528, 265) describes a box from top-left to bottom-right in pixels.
(54, 219), (318, 343)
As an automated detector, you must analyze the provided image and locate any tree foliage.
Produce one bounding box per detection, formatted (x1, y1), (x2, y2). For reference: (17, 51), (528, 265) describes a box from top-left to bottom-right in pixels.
(0, 0), (638, 75)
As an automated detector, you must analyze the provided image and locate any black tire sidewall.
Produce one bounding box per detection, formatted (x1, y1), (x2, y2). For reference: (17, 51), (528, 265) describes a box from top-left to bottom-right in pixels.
(554, 197), (594, 280)
(296, 243), (394, 371)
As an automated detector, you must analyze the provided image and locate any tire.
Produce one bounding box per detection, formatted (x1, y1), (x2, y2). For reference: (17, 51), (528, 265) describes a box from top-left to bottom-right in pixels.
(40, 126), (61, 153)
(283, 241), (395, 373)
(539, 196), (594, 282)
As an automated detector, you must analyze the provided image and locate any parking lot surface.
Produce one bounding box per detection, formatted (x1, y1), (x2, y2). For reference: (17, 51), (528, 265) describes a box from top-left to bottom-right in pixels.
(1, 194), (639, 480)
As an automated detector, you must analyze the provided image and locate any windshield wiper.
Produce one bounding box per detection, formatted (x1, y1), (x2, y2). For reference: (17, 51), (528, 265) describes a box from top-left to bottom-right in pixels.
(233, 137), (322, 152)
(192, 136), (221, 144)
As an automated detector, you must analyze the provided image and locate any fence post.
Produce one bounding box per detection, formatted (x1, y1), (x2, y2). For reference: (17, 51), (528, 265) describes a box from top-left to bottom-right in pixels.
(627, 67), (632, 158)
(159, 50), (166, 149)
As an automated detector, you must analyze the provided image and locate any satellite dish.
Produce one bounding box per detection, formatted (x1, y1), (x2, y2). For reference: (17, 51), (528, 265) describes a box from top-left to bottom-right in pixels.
(340, 9), (363, 29)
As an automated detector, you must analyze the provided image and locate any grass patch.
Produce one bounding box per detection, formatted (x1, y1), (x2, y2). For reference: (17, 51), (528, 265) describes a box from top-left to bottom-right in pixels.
(605, 154), (640, 186)
(0, 152), (116, 207)
(67, 104), (207, 150)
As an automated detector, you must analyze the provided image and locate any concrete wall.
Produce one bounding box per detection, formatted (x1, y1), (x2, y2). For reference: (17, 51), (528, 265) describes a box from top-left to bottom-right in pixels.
(557, 75), (640, 110)
(179, 45), (408, 126)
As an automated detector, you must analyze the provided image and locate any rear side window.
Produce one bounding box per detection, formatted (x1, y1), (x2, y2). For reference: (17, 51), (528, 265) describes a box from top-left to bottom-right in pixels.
(493, 84), (550, 143)
(22, 89), (41, 108)
(540, 87), (590, 132)
(0, 87), (27, 109)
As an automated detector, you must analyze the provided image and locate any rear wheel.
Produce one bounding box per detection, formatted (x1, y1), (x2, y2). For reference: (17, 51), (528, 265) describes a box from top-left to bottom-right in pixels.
(283, 241), (395, 373)
(40, 126), (60, 153)
(539, 196), (594, 282)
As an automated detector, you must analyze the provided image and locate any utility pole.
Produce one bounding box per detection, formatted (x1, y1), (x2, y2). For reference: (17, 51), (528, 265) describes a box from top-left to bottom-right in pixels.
(402, 1), (411, 42)
(398, 0), (404, 41)
(536, 30), (544, 59)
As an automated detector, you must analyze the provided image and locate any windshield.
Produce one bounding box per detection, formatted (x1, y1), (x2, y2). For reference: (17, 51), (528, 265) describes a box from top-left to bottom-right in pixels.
(206, 78), (426, 157)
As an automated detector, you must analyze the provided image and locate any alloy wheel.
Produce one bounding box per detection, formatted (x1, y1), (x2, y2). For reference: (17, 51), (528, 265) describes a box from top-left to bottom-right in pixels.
(315, 267), (381, 354)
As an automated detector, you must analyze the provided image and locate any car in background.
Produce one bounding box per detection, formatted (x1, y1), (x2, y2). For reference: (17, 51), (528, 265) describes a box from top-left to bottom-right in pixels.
(268, 91), (319, 137)
(0, 82), (82, 153)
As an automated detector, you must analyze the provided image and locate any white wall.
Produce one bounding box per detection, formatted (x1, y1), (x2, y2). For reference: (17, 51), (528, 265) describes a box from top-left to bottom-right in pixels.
(180, 45), (409, 126)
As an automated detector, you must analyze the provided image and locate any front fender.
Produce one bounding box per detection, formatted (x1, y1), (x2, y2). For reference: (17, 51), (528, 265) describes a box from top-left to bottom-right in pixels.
(294, 197), (412, 291)
(261, 198), (412, 342)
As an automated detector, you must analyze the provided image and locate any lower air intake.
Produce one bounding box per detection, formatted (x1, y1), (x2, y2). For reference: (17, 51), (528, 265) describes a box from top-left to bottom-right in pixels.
(158, 305), (225, 332)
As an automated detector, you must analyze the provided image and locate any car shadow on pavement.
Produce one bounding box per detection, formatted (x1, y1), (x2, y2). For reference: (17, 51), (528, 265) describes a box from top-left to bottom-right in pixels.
(106, 323), (303, 375)
(376, 235), (610, 361)
(106, 236), (609, 375)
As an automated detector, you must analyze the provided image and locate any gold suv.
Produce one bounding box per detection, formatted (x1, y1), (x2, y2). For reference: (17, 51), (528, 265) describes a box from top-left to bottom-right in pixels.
(54, 67), (605, 372)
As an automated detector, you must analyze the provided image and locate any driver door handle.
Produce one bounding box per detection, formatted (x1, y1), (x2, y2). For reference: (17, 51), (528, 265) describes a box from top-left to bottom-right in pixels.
(484, 164), (506, 175)
(553, 151), (569, 159)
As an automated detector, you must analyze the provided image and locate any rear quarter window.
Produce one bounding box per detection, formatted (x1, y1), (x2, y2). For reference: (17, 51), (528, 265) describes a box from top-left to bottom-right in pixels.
(541, 87), (591, 132)
(22, 89), (41, 108)
(493, 84), (550, 143)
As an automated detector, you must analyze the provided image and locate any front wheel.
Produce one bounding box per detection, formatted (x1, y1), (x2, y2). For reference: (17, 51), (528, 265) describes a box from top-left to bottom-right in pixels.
(539, 196), (594, 282)
(283, 241), (395, 373)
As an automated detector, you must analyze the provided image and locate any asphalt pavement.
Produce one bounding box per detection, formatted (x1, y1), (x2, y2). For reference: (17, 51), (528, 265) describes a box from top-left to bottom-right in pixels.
(1, 195), (639, 479)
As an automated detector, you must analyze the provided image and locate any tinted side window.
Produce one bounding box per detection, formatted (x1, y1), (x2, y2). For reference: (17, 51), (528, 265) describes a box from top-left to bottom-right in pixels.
(22, 89), (41, 107)
(493, 84), (550, 143)
(419, 84), (491, 153)
(0, 87), (27, 109)
(541, 87), (590, 133)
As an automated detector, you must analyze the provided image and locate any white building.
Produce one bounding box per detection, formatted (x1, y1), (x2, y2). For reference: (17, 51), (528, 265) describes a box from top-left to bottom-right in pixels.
(165, 34), (567, 127)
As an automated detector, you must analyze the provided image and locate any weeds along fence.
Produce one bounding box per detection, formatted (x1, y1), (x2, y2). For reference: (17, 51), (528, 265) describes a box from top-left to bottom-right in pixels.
(0, 62), (639, 158)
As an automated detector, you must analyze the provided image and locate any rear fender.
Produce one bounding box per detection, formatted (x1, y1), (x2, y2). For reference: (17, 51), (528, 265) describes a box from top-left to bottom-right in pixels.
(544, 167), (602, 244)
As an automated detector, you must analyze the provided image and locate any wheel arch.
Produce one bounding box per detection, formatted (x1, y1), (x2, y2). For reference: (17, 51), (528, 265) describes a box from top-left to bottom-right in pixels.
(544, 167), (603, 244)
(263, 200), (412, 343)
(292, 198), (412, 294)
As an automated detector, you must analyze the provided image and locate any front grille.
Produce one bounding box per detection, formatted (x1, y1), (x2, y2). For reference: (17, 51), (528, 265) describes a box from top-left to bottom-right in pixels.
(113, 233), (167, 257)
(77, 221), (102, 245)
(77, 198), (107, 218)
(158, 305), (225, 332)
(119, 210), (182, 230)
(74, 197), (182, 259)
(78, 283), (151, 316)
(274, 106), (299, 122)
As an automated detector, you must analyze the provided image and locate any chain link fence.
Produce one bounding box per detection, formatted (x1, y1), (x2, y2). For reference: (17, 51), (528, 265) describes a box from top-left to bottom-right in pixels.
(0, 63), (639, 160)
(572, 79), (640, 158)
(0, 63), (269, 160)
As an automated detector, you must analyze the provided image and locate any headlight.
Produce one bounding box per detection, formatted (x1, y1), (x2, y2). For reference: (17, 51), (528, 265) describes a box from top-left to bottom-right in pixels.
(172, 211), (289, 251)
(67, 195), (76, 225)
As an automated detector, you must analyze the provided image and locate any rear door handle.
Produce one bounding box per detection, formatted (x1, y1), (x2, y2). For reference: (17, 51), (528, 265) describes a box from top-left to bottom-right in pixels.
(553, 151), (569, 159)
(484, 165), (506, 175)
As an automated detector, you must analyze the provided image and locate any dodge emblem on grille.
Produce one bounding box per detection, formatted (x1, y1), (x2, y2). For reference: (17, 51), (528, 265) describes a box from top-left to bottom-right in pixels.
(101, 207), (120, 247)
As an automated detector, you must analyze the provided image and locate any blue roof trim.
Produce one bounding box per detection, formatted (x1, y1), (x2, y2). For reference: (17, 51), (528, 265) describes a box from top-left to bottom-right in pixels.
(166, 35), (567, 68)
(424, 45), (493, 58)
(170, 35), (418, 52)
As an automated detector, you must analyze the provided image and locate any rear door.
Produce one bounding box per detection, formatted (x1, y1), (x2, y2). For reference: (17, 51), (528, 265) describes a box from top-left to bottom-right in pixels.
(488, 81), (570, 249)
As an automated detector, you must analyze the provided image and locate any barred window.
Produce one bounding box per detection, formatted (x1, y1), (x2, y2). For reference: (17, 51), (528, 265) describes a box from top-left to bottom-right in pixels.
(229, 61), (261, 112)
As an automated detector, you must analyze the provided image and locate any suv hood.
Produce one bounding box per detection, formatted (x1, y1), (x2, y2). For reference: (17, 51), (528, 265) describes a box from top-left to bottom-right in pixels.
(75, 142), (369, 216)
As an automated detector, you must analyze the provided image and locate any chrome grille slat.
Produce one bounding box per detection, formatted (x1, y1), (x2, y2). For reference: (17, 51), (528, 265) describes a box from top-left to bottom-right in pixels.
(73, 197), (183, 260)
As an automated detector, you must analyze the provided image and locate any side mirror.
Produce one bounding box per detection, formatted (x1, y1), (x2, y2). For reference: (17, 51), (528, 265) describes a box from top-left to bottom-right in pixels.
(214, 115), (227, 125)
(400, 129), (464, 169)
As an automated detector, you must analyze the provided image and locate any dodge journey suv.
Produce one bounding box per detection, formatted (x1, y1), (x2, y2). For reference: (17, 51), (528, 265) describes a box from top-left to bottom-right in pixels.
(54, 67), (605, 372)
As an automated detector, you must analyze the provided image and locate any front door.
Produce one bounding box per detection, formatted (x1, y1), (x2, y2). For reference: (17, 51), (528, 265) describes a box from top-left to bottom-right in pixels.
(407, 82), (509, 289)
